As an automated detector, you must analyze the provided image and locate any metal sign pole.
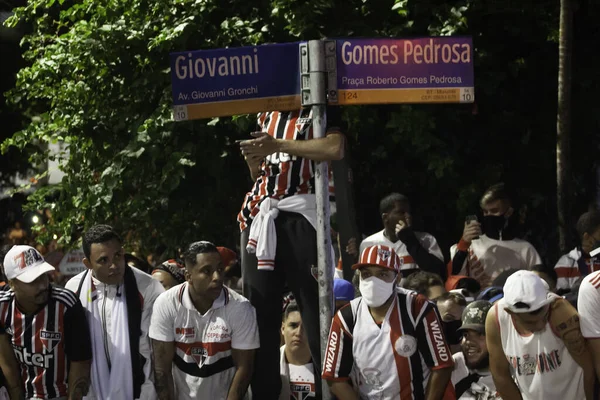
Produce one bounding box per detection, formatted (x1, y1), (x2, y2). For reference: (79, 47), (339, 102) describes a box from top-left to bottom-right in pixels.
(301, 39), (333, 400)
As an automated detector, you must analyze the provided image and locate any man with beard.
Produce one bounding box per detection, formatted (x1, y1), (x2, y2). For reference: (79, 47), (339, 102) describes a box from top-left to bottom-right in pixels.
(450, 301), (499, 400)
(323, 245), (453, 400)
(435, 292), (467, 353)
(449, 183), (541, 288)
(1, 245), (92, 399)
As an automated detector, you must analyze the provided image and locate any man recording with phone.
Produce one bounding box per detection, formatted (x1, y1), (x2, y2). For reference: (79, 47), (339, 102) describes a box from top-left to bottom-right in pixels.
(237, 107), (345, 400)
(449, 183), (541, 287)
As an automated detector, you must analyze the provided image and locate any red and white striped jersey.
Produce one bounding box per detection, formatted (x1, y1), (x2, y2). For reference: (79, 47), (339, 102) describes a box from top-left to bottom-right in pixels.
(237, 109), (342, 232)
(322, 288), (453, 399)
(554, 247), (600, 290)
(149, 283), (259, 400)
(577, 270), (600, 338)
(0, 286), (91, 400)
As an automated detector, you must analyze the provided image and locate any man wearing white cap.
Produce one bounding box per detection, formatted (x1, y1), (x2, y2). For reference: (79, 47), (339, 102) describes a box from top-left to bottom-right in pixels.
(485, 270), (594, 400)
(0, 245), (92, 400)
(323, 244), (453, 400)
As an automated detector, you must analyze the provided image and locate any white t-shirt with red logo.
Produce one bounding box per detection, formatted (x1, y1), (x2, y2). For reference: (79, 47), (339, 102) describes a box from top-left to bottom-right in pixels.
(577, 270), (600, 338)
(279, 345), (316, 399)
(360, 230), (443, 271)
(149, 283), (259, 400)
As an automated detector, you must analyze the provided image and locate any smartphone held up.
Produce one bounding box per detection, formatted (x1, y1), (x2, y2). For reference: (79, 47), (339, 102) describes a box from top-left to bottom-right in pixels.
(465, 214), (480, 241)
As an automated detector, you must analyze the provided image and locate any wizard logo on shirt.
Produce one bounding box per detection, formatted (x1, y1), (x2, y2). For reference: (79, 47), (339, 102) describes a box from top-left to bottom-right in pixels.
(40, 330), (62, 352)
(191, 346), (208, 366)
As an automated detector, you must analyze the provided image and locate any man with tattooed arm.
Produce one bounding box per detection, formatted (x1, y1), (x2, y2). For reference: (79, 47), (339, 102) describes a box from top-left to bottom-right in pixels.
(486, 270), (594, 400)
(150, 241), (259, 400)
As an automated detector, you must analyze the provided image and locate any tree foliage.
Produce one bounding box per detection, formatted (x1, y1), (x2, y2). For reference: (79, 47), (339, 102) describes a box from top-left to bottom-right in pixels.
(2, 0), (600, 263)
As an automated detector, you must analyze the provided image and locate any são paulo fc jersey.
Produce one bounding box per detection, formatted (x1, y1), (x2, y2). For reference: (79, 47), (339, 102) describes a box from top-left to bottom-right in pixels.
(0, 286), (91, 400)
(323, 288), (454, 400)
(237, 108), (343, 231)
(149, 284), (259, 400)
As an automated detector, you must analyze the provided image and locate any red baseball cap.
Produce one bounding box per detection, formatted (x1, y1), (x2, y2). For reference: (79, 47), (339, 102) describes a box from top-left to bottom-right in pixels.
(352, 245), (400, 272)
(217, 247), (237, 266)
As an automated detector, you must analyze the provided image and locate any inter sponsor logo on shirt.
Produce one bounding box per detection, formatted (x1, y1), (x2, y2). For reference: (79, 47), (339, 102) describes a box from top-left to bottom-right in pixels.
(13, 345), (54, 369)
(40, 330), (62, 351)
(265, 152), (297, 164)
(429, 320), (449, 362)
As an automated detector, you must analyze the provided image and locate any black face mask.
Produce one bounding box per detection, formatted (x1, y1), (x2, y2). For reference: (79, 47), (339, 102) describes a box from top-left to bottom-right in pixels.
(482, 213), (517, 240)
(482, 215), (506, 238)
(443, 320), (463, 345)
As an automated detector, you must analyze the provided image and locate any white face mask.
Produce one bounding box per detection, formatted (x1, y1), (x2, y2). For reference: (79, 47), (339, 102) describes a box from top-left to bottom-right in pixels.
(359, 275), (395, 307)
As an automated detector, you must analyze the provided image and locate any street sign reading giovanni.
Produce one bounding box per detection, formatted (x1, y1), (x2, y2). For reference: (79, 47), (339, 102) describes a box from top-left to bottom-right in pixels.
(170, 43), (301, 121)
(333, 37), (474, 105)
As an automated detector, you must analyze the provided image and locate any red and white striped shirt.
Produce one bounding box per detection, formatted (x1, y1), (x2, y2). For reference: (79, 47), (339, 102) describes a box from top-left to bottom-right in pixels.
(578, 270), (600, 338)
(554, 247), (600, 290)
(237, 109), (341, 231)
(0, 286), (91, 400)
(322, 288), (453, 399)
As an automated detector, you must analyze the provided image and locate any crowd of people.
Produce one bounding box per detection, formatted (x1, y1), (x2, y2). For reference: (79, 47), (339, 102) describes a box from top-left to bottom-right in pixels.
(0, 106), (598, 400)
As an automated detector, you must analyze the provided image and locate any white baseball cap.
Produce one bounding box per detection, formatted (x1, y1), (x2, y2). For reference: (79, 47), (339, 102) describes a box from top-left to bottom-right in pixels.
(3, 245), (55, 283)
(503, 270), (553, 313)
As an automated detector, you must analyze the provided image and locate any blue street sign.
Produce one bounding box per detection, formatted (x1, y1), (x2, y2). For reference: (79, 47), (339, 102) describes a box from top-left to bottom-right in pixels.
(170, 43), (302, 121)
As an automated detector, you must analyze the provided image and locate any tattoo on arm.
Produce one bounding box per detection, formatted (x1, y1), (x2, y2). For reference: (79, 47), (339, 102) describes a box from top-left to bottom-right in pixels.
(555, 315), (580, 332)
(563, 330), (586, 355)
(556, 315), (586, 355)
(152, 340), (175, 400)
(154, 369), (172, 400)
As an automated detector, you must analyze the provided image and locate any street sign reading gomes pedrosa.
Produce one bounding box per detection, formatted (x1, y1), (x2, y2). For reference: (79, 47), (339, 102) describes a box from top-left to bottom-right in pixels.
(331, 37), (475, 105)
(170, 43), (302, 121)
